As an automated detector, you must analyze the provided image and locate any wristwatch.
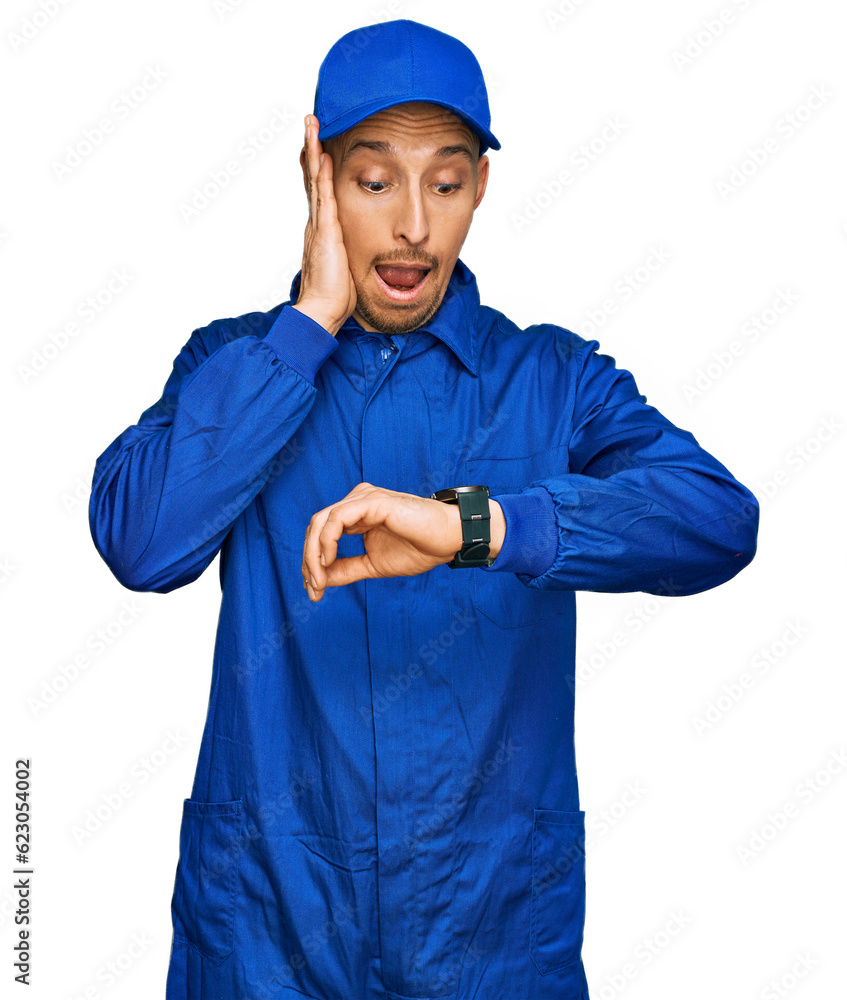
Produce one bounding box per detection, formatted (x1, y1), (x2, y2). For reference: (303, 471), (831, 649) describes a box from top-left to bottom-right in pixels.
(430, 485), (493, 568)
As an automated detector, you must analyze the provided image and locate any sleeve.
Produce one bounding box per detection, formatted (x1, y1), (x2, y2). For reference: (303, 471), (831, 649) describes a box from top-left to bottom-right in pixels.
(481, 336), (759, 597)
(88, 304), (338, 594)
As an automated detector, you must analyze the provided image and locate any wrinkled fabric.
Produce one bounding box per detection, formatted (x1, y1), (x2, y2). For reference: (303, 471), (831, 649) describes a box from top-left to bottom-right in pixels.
(89, 258), (758, 999)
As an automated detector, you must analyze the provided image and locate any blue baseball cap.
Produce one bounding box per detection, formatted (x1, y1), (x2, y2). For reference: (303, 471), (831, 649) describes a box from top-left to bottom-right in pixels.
(313, 19), (501, 156)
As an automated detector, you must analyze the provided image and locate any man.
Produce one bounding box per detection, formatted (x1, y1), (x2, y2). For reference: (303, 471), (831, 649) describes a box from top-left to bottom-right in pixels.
(89, 19), (758, 1000)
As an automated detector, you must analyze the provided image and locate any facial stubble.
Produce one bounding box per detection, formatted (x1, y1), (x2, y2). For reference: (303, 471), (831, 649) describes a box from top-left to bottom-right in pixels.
(353, 271), (446, 335)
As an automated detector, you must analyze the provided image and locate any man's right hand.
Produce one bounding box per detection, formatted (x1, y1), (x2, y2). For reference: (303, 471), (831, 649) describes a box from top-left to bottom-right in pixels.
(293, 114), (358, 338)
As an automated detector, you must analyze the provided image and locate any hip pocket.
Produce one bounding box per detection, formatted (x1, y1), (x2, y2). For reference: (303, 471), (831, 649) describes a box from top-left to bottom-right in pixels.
(530, 807), (586, 975)
(171, 798), (243, 965)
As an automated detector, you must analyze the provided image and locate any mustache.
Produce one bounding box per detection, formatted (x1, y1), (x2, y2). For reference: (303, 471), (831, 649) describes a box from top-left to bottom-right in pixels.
(372, 255), (437, 269)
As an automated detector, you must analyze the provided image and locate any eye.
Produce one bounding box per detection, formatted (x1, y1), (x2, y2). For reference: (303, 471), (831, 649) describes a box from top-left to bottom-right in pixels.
(359, 181), (464, 195)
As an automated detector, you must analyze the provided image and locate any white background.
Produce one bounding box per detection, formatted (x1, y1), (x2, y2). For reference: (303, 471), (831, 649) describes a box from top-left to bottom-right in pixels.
(2, 0), (845, 997)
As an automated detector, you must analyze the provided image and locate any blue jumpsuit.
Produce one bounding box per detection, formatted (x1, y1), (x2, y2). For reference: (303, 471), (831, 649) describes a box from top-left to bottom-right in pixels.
(89, 258), (758, 999)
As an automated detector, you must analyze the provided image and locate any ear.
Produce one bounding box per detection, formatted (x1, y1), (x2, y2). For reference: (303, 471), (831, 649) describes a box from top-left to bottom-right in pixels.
(473, 155), (490, 211)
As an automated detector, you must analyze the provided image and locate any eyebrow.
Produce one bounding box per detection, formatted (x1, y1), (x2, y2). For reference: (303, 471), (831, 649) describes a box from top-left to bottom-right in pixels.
(340, 139), (476, 168)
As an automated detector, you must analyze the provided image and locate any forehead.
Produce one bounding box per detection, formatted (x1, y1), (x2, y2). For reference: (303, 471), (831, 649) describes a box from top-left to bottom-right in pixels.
(331, 102), (478, 167)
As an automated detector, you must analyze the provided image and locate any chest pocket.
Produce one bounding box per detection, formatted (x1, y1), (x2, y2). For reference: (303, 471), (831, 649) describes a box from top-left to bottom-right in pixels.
(465, 447), (568, 629)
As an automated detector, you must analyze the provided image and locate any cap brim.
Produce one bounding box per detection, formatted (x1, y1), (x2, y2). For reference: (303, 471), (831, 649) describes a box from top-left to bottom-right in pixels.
(317, 96), (500, 154)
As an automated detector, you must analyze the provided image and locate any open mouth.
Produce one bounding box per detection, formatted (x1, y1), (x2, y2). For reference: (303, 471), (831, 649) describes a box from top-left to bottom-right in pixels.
(373, 264), (432, 302)
(374, 264), (431, 290)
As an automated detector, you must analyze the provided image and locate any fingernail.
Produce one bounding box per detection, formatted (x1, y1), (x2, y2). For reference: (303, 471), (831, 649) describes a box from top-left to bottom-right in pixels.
(310, 573), (318, 589)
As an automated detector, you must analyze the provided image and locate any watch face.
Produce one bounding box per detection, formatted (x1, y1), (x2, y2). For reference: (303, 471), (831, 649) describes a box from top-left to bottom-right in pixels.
(432, 485), (489, 503)
(439, 485), (488, 497)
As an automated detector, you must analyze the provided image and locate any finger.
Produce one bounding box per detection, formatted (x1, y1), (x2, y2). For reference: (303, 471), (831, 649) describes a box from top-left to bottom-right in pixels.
(301, 485), (379, 597)
(303, 502), (351, 594)
(306, 552), (376, 601)
(314, 147), (342, 234)
(310, 550), (381, 601)
(304, 505), (348, 594)
(304, 493), (381, 594)
(307, 115), (325, 226)
(304, 114), (316, 224)
(302, 115), (314, 222)
(307, 122), (344, 247)
(302, 507), (332, 593)
(323, 553), (376, 590)
(302, 115), (310, 202)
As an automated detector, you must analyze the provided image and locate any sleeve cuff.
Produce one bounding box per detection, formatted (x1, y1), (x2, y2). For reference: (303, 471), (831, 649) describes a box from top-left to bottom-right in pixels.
(481, 487), (557, 578)
(262, 303), (339, 384)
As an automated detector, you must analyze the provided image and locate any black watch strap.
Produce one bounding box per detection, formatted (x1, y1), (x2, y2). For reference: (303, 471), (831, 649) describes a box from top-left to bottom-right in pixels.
(430, 485), (493, 568)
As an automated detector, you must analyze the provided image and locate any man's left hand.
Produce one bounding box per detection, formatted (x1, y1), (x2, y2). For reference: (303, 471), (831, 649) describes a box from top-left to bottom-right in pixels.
(301, 482), (500, 601)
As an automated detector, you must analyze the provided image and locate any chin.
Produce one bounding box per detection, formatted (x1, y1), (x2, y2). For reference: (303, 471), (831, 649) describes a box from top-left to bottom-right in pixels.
(363, 302), (437, 335)
(356, 284), (443, 335)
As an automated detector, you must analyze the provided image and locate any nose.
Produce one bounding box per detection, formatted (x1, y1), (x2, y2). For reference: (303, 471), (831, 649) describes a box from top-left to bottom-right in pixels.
(393, 180), (429, 246)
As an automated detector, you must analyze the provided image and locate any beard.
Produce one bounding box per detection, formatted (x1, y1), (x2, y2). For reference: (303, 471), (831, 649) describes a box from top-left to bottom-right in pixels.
(353, 263), (446, 335)
(355, 293), (442, 335)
